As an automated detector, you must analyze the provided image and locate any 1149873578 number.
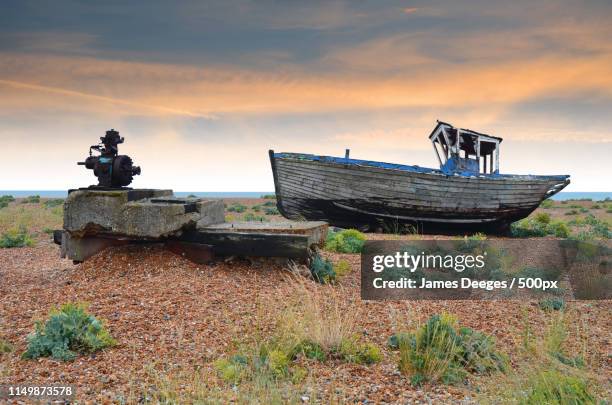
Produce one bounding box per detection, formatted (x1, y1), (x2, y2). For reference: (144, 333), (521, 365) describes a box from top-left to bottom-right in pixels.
(0, 385), (76, 400)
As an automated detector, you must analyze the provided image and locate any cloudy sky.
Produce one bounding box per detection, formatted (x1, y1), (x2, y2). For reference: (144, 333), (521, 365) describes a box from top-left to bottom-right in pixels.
(1, 0), (611, 191)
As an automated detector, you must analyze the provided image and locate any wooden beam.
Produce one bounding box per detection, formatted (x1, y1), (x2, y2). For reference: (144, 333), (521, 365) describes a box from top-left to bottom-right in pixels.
(494, 142), (500, 173)
(180, 230), (311, 259)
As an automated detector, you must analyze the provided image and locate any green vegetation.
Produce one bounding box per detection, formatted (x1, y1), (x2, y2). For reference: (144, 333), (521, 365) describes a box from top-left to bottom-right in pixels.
(0, 195), (15, 209)
(309, 253), (336, 284)
(0, 226), (34, 248)
(262, 201), (276, 207)
(325, 229), (366, 253)
(43, 198), (64, 208)
(0, 338), (13, 354)
(227, 203), (247, 213)
(511, 217), (570, 238)
(244, 213), (268, 222)
(333, 259), (352, 278)
(397, 314), (506, 385)
(539, 298), (566, 311)
(186, 194), (198, 198)
(591, 204), (601, 209)
(21, 195), (40, 204)
(565, 209), (578, 215)
(261, 194), (276, 199)
(336, 338), (382, 365)
(539, 199), (554, 209)
(520, 369), (594, 404)
(264, 207), (280, 215)
(23, 303), (116, 361)
(251, 204), (261, 212)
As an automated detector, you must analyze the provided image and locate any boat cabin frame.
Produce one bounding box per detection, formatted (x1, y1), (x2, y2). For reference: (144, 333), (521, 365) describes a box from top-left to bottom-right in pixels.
(429, 121), (502, 175)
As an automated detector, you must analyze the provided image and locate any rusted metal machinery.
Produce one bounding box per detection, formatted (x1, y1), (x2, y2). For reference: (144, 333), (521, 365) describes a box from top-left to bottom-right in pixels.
(78, 129), (141, 188)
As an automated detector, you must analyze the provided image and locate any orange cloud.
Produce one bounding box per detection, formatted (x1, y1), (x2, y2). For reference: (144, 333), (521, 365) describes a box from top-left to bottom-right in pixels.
(403, 7), (418, 14)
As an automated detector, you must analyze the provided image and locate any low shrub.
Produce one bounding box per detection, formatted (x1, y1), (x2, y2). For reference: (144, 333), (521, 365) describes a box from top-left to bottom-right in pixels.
(262, 201), (276, 207)
(251, 204), (261, 212)
(289, 339), (326, 362)
(591, 204), (601, 209)
(539, 199), (554, 209)
(579, 207), (589, 213)
(186, 194), (198, 198)
(333, 259), (352, 278)
(243, 213), (267, 222)
(21, 195), (40, 204)
(261, 194), (276, 199)
(565, 210), (578, 216)
(0, 195), (15, 203)
(325, 229), (366, 253)
(0, 201), (7, 209)
(22, 303), (116, 361)
(397, 314), (506, 385)
(44, 199), (64, 208)
(309, 254), (336, 284)
(264, 207), (280, 215)
(511, 218), (569, 238)
(336, 338), (382, 365)
(227, 203), (247, 213)
(538, 298), (565, 311)
(215, 342), (303, 388)
(388, 332), (411, 350)
(0, 226), (34, 248)
(534, 212), (551, 224)
(0, 338), (13, 354)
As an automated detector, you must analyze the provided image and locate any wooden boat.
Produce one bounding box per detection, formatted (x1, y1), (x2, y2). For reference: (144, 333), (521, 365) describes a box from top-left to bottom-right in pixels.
(268, 121), (570, 233)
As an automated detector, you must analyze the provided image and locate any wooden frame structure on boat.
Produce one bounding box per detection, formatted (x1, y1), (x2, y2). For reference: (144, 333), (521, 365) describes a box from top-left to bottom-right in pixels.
(429, 121), (502, 175)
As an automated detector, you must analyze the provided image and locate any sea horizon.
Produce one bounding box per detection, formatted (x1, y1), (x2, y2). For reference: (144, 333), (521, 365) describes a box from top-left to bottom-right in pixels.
(0, 190), (610, 201)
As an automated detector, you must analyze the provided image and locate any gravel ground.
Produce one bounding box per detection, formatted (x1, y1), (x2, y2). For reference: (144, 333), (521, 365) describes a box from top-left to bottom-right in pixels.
(0, 237), (610, 403)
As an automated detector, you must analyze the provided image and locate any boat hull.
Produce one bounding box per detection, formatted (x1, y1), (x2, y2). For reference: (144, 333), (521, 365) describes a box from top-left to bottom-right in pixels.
(269, 151), (570, 234)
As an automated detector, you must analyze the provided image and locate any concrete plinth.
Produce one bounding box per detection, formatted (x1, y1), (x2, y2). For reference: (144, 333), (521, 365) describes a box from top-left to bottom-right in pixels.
(64, 189), (224, 239)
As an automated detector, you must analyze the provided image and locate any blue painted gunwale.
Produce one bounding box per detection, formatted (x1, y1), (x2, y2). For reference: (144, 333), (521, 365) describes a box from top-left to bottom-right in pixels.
(273, 152), (569, 182)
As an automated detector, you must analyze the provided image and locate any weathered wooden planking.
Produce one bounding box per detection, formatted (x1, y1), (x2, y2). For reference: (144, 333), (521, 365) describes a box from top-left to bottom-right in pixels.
(276, 160), (558, 197)
(180, 230), (311, 259)
(269, 151), (568, 232)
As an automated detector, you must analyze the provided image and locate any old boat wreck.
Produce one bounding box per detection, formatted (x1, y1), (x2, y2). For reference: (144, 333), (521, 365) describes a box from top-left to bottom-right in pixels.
(269, 121), (570, 233)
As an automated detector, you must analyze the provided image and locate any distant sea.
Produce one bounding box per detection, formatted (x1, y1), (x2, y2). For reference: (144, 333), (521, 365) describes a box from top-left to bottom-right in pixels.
(0, 190), (610, 201)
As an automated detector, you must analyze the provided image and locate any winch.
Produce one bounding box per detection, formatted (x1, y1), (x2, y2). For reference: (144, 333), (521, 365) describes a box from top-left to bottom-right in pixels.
(78, 129), (141, 188)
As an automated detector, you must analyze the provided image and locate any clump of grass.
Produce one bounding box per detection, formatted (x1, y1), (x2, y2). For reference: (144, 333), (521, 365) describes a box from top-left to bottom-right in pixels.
(333, 259), (352, 278)
(22, 303), (116, 361)
(539, 297), (566, 311)
(262, 201), (276, 207)
(21, 195), (40, 204)
(325, 229), (366, 253)
(511, 218), (569, 238)
(534, 212), (551, 224)
(243, 213), (268, 222)
(591, 204), (601, 209)
(0, 195), (14, 209)
(280, 277), (357, 354)
(264, 207), (280, 215)
(397, 314), (506, 385)
(565, 210), (578, 216)
(0, 226), (34, 248)
(335, 338), (382, 365)
(0, 338), (13, 354)
(539, 199), (554, 209)
(251, 204), (261, 212)
(521, 369), (594, 404)
(227, 203), (247, 213)
(43, 198), (64, 208)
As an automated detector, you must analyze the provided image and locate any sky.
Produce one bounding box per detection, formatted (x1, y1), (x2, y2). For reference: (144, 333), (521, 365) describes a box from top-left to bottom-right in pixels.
(1, 0), (611, 191)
